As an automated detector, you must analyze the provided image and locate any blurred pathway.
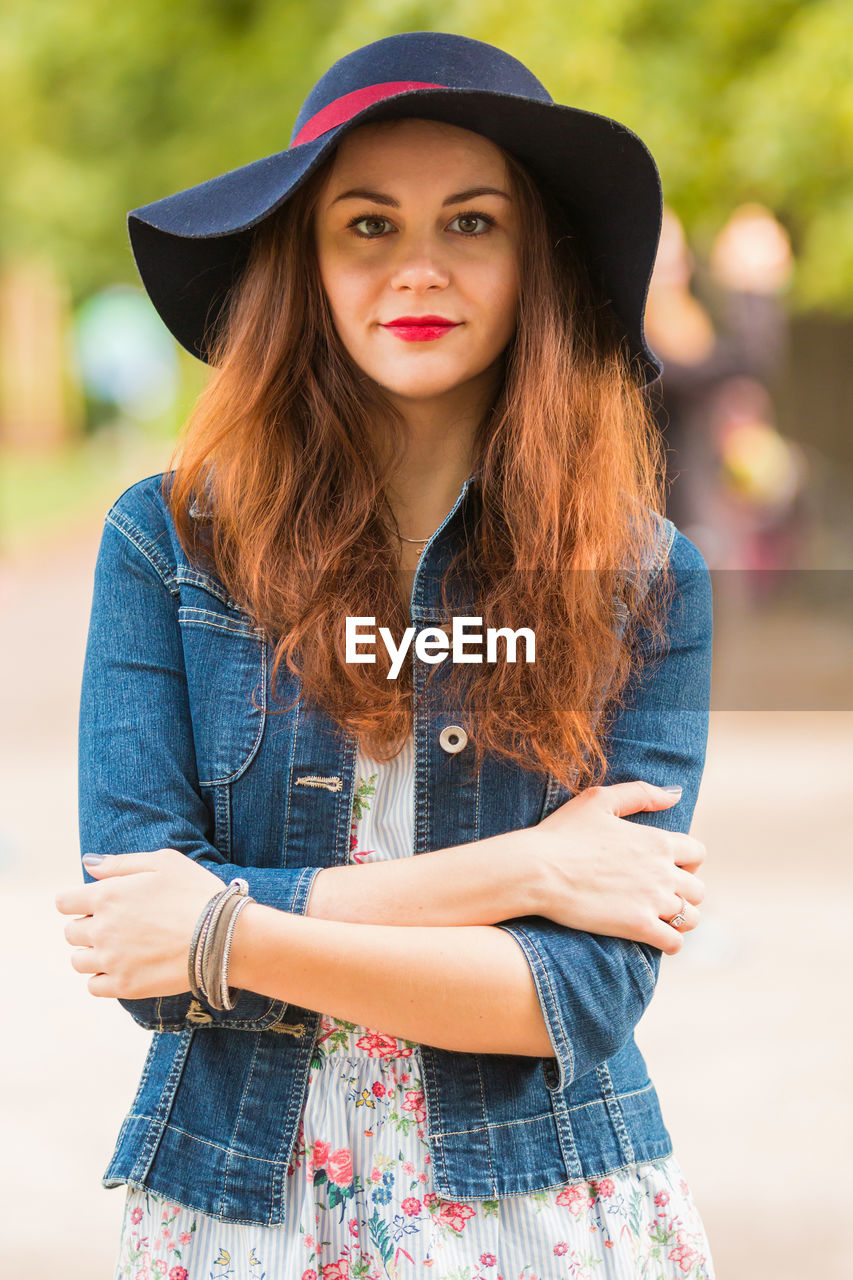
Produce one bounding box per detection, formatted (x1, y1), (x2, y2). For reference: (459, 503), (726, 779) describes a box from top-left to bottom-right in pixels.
(1, 497), (850, 1279)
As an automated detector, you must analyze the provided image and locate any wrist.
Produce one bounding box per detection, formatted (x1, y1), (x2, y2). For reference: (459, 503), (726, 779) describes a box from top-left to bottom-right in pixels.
(493, 825), (550, 920)
(226, 899), (273, 992)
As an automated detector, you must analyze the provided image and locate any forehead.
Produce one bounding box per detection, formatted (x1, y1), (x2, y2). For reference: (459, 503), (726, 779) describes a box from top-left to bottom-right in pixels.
(320, 118), (509, 190)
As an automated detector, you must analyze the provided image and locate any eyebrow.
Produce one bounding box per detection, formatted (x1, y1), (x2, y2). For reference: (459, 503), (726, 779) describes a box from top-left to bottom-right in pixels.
(329, 185), (512, 208)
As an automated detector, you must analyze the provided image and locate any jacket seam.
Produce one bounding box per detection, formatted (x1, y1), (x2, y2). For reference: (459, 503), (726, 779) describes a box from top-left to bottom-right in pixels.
(271, 1013), (323, 1226)
(280, 693), (303, 879)
(109, 1146), (677, 1220)
(630, 942), (656, 995)
(473, 1056), (496, 1194)
(104, 1178), (281, 1227)
(596, 1060), (636, 1167)
(406, 1148), (675, 1198)
(493, 923), (573, 1088)
(194, 640), (267, 786)
(431, 1082), (655, 1137)
(431, 1110), (556, 1138)
(219, 1035), (265, 1218)
(124, 1008), (289, 1032)
(294, 864), (324, 913)
(123, 1039), (159, 1120)
(122, 1119), (283, 1164)
(120, 1097), (660, 1162)
(565, 1081), (654, 1114)
(128, 1029), (193, 1183)
(105, 510), (179, 596)
(176, 606), (261, 638)
(175, 566), (241, 610)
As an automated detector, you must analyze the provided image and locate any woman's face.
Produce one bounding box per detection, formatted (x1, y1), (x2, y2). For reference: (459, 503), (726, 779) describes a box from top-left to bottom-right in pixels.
(313, 118), (521, 405)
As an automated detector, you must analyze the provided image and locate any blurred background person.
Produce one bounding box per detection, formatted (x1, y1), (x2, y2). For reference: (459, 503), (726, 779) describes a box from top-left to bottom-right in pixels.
(644, 202), (808, 588)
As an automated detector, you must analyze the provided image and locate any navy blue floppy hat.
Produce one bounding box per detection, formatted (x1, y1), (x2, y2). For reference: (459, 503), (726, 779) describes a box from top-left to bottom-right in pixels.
(127, 31), (664, 387)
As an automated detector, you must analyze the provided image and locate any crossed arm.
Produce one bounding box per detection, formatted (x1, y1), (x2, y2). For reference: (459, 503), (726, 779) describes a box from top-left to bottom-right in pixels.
(70, 510), (711, 1085)
(290, 826), (556, 1053)
(228, 860), (558, 1056)
(67, 825), (557, 1055)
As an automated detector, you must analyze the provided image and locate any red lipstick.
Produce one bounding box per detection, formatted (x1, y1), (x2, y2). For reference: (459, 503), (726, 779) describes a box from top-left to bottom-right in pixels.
(381, 315), (461, 343)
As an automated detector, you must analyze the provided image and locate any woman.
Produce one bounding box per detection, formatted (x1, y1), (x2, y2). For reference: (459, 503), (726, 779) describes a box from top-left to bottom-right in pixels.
(56, 31), (715, 1280)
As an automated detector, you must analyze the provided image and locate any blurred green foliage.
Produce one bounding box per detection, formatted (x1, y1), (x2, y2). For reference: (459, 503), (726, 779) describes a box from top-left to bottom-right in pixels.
(1, 0), (851, 309)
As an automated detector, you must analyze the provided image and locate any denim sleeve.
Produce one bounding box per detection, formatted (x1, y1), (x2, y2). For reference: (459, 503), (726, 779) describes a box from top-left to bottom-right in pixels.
(494, 527), (713, 1091)
(78, 514), (324, 1030)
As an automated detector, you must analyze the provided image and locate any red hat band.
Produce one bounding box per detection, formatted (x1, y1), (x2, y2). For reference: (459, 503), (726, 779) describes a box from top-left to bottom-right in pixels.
(290, 81), (447, 148)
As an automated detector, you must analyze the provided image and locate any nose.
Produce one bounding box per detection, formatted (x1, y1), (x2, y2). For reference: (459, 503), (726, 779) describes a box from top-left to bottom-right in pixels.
(388, 234), (450, 293)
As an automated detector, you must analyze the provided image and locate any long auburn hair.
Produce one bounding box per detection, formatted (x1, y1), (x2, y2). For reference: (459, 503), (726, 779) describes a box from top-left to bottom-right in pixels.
(163, 129), (672, 793)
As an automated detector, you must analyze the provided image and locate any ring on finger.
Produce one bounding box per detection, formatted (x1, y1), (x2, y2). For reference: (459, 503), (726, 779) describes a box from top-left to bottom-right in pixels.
(667, 894), (687, 929)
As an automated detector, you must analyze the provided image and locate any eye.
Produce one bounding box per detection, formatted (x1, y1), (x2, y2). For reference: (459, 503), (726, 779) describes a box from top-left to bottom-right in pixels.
(346, 214), (394, 238)
(449, 211), (496, 236)
(344, 209), (498, 239)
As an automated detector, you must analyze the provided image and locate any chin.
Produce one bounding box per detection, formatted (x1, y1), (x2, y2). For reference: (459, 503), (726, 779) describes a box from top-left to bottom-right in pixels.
(393, 377), (465, 395)
(376, 361), (494, 398)
(367, 372), (469, 400)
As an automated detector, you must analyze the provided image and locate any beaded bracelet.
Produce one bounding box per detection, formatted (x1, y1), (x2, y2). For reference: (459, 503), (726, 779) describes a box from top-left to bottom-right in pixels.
(187, 878), (255, 1012)
(201, 889), (247, 1011)
(187, 890), (221, 1004)
(198, 883), (244, 1004)
(218, 894), (254, 1011)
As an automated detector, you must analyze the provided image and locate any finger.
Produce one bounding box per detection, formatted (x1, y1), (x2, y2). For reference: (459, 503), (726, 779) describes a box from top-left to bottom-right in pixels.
(674, 868), (705, 906)
(594, 780), (683, 818)
(81, 851), (163, 878)
(88, 973), (119, 998)
(646, 918), (684, 956)
(70, 947), (99, 975)
(63, 916), (94, 947)
(55, 886), (98, 916)
(630, 912), (683, 955)
(660, 899), (700, 933)
(674, 837), (707, 872)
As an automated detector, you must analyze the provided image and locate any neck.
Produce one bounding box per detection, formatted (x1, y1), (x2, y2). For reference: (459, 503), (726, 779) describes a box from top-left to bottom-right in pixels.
(379, 360), (498, 541)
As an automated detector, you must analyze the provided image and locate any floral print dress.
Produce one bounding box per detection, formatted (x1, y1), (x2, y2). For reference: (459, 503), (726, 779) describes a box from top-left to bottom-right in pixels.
(114, 732), (716, 1280)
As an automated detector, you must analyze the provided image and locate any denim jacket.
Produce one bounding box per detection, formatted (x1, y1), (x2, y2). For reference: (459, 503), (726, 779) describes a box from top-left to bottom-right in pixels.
(78, 470), (712, 1226)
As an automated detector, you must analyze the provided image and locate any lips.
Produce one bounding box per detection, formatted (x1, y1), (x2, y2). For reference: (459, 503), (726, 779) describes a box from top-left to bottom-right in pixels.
(381, 315), (461, 343)
(384, 315), (459, 327)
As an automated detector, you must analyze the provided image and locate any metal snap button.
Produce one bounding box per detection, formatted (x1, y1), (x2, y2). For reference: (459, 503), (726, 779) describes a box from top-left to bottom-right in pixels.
(541, 1058), (560, 1090)
(439, 724), (468, 754)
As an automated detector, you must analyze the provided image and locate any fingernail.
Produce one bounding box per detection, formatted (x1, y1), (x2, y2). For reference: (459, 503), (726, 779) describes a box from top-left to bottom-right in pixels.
(661, 785), (682, 795)
(82, 853), (105, 865)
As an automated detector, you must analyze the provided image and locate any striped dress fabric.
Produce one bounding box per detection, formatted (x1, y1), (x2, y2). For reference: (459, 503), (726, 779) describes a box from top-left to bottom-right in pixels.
(113, 732), (716, 1280)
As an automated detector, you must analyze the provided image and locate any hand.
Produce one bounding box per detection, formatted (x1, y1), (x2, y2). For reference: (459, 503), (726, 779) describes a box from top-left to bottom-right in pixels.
(531, 781), (706, 956)
(55, 850), (228, 999)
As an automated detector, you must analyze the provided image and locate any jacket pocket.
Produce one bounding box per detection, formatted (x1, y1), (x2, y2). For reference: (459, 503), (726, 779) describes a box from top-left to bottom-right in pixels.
(178, 603), (267, 784)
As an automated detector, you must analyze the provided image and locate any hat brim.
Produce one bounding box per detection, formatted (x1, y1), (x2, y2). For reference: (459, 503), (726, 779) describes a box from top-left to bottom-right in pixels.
(127, 88), (663, 384)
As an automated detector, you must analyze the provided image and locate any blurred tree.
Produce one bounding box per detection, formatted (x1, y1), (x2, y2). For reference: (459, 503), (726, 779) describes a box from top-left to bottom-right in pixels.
(0, 0), (851, 312)
(441, 0), (853, 310)
(0, 255), (83, 448)
(0, 0), (350, 301)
